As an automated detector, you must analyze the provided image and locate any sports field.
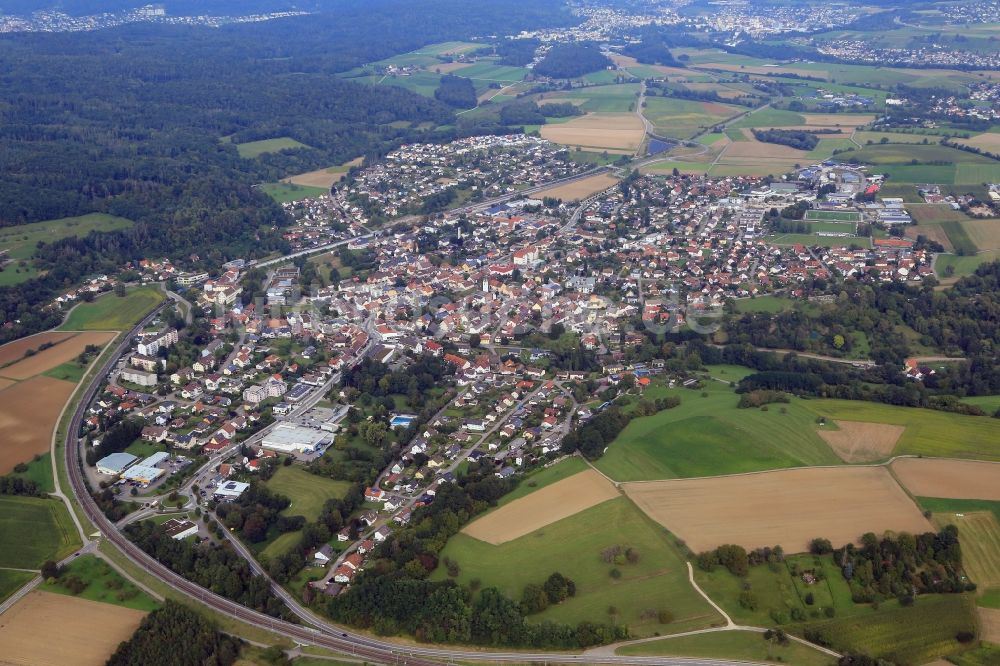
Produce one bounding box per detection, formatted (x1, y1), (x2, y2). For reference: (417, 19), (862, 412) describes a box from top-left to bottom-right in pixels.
(805, 210), (862, 222)
(536, 173), (621, 202)
(265, 465), (351, 522)
(0, 376), (76, 474)
(802, 399), (1000, 461)
(0, 591), (146, 666)
(624, 466), (931, 553)
(0, 214), (133, 287)
(539, 113), (645, 152)
(462, 469), (619, 545)
(0, 496), (80, 568)
(0, 331), (112, 381)
(616, 629), (832, 665)
(434, 496), (722, 637)
(818, 421), (904, 463)
(892, 458), (1000, 501)
(235, 136), (311, 158)
(595, 382), (842, 482)
(60, 285), (164, 331)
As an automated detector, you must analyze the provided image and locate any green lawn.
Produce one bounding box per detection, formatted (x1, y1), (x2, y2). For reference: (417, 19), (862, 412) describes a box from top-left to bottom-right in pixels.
(0, 569), (34, 604)
(431, 497), (723, 637)
(265, 465), (351, 522)
(800, 400), (1000, 461)
(260, 529), (303, 560)
(701, 364), (757, 382)
(959, 394), (1000, 415)
(40, 554), (159, 611)
(60, 285), (164, 331)
(0, 496), (81, 568)
(259, 182), (329, 204)
(979, 589), (1000, 609)
(450, 62), (527, 82)
(936, 251), (1000, 278)
(917, 498), (1000, 523)
(949, 643), (1000, 666)
(234, 137), (311, 158)
(0, 213), (133, 287)
(616, 629), (834, 665)
(8, 453), (55, 494)
(803, 221), (858, 234)
(732, 295), (802, 313)
(595, 382), (842, 482)
(43, 361), (87, 383)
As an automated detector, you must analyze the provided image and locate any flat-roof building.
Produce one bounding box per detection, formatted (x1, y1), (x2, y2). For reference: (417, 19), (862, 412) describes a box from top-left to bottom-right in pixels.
(96, 452), (138, 476)
(261, 423), (330, 454)
(162, 518), (198, 540)
(213, 480), (250, 501)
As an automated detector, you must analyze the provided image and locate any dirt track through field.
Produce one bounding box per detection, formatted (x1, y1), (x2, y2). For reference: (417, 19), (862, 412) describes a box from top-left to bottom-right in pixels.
(0, 375), (76, 475)
(892, 458), (1000, 500)
(624, 466), (931, 553)
(0, 331), (113, 380)
(817, 420), (905, 462)
(462, 469), (620, 544)
(0, 591), (145, 666)
(0, 332), (76, 367)
(537, 173), (621, 202)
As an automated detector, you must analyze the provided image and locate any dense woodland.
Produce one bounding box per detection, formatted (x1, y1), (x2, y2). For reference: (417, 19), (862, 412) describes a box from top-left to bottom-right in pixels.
(435, 74), (479, 109)
(0, 0), (577, 344)
(106, 600), (242, 666)
(751, 128), (821, 150)
(534, 43), (613, 79)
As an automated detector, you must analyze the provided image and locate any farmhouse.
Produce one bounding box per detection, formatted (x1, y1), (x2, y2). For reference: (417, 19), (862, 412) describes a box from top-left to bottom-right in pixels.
(96, 452), (138, 476)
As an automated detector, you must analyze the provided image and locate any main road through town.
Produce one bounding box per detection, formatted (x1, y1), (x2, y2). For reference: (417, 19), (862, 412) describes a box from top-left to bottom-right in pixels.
(60, 246), (767, 666)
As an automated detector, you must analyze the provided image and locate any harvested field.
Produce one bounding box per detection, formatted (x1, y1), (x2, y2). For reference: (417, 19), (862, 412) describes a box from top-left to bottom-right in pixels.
(462, 469), (619, 544)
(981, 607), (1000, 643)
(0, 591), (145, 666)
(0, 378), (14, 391)
(282, 157), (362, 189)
(536, 173), (621, 202)
(0, 331), (112, 380)
(892, 458), (1000, 500)
(0, 376), (76, 474)
(817, 420), (905, 462)
(540, 113), (645, 152)
(905, 223), (952, 251)
(801, 113), (874, 127)
(624, 466), (931, 553)
(962, 218), (1000, 251)
(701, 62), (826, 79)
(724, 135), (808, 159)
(956, 133), (1000, 153)
(0, 332), (76, 367)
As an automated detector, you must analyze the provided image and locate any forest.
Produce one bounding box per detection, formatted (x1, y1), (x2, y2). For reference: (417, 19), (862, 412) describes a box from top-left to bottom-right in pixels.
(435, 74), (479, 109)
(0, 0), (577, 344)
(534, 43), (613, 79)
(751, 128), (821, 151)
(106, 600), (242, 666)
